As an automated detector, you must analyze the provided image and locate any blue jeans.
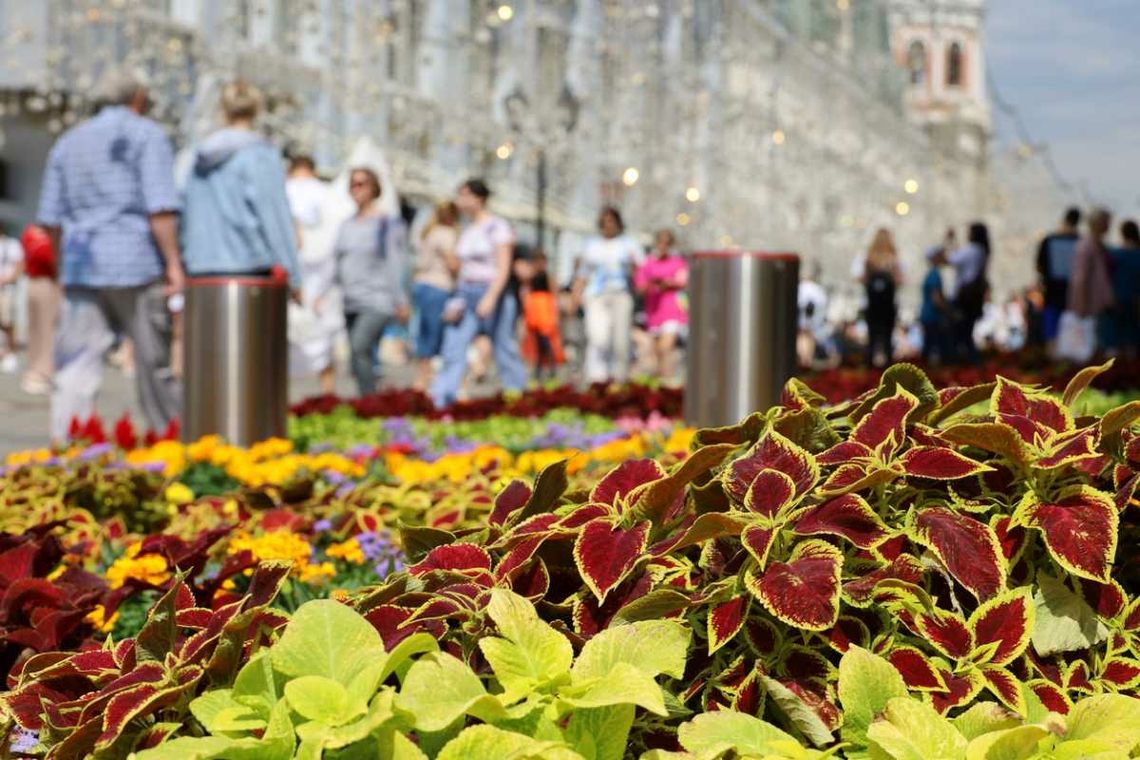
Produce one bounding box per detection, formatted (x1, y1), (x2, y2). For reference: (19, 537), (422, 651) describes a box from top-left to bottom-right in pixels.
(411, 282), (450, 359)
(430, 283), (526, 407)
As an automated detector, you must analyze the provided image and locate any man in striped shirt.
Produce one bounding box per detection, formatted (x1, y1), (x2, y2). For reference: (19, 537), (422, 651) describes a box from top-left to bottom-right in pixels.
(37, 69), (184, 440)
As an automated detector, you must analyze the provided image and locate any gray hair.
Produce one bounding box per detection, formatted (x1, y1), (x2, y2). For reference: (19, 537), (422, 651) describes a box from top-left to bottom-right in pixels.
(1089, 206), (1112, 228)
(93, 67), (149, 108)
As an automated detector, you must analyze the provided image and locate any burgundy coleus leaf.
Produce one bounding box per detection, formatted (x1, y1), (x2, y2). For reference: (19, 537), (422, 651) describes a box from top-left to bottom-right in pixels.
(1066, 661), (1093, 693)
(969, 588), (1033, 666)
(842, 554), (924, 606)
(913, 506), (1006, 601)
(1078, 578), (1127, 620)
(781, 646), (834, 682)
(793, 493), (890, 548)
(941, 422), (1033, 467)
(993, 378), (1071, 435)
(742, 470), (797, 520)
(827, 616), (871, 653)
(914, 608), (973, 659)
(748, 540), (842, 631)
(1037, 426), (1101, 470)
(991, 516), (1027, 563)
(573, 518), (650, 603)
(493, 534), (549, 581)
(590, 459), (667, 507)
(899, 446), (990, 480)
(850, 390), (919, 455)
(745, 617), (782, 657)
(887, 646), (947, 691)
(1019, 486), (1118, 582)
(1100, 658), (1140, 690)
(818, 463), (897, 496)
(1028, 679), (1071, 714)
(980, 667), (1025, 712)
(931, 669), (984, 714)
(722, 430), (818, 504)
(740, 525), (776, 569)
(489, 480), (532, 526)
(407, 543), (492, 577)
(707, 596), (749, 654)
(816, 441), (873, 468)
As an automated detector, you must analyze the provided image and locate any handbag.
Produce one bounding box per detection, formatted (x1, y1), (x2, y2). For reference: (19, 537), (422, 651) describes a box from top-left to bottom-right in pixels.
(1054, 310), (1096, 363)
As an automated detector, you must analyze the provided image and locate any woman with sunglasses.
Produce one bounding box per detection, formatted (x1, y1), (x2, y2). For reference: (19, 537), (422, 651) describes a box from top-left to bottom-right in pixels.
(430, 178), (526, 407)
(321, 167), (409, 396)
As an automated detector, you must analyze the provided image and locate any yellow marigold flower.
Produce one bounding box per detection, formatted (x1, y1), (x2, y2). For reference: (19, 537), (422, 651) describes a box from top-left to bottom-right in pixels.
(326, 538), (365, 565)
(330, 588), (350, 602)
(126, 440), (187, 477)
(664, 427), (696, 453)
(105, 545), (171, 590)
(222, 499), (239, 516)
(84, 604), (120, 634)
(297, 561), (336, 585)
(228, 530), (312, 567)
(164, 482), (194, 505)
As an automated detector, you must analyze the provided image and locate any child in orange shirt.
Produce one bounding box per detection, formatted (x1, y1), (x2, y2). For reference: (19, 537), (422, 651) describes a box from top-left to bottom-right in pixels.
(522, 271), (565, 381)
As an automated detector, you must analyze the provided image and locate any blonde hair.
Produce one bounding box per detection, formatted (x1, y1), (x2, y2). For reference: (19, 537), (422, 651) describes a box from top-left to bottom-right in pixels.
(421, 200), (459, 241)
(866, 228), (898, 271)
(221, 81), (263, 122)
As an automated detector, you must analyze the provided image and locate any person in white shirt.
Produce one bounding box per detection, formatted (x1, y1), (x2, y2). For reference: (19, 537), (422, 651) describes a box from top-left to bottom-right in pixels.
(0, 227), (25, 374)
(572, 207), (643, 383)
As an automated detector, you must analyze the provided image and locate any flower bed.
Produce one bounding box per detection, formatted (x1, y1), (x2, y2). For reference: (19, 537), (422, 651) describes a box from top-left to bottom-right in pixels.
(2, 363), (1140, 757)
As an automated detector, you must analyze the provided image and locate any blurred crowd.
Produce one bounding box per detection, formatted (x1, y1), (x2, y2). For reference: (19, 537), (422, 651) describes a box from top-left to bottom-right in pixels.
(797, 206), (1140, 370)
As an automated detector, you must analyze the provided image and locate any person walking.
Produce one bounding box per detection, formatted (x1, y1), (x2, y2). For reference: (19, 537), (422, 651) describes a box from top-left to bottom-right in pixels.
(919, 245), (949, 365)
(0, 226), (24, 375)
(1035, 207), (1081, 348)
(1066, 207), (1114, 356)
(573, 207), (643, 383)
(1113, 220), (1140, 357)
(36, 69), (184, 440)
(521, 270), (564, 381)
(430, 178), (526, 408)
(634, 228), (688, 383)
(19, 225), (59, 395)
(858, 228), (903, 368)
(182, 82), (300, 285)
(285, 154), (338, 395)
(948, 222), (991, 365)
(317, 168), (409, 396)
(411, 201), (459, 392)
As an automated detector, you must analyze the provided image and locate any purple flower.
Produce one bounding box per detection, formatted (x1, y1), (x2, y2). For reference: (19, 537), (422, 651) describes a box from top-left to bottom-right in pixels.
(138, 460), (167, 473)
(10, 728), (38, 753)
(77, 443), (114, 461)
(335, 482), (356, 499)
(313, 519), (333, 533)
(323, 469), (347, 485)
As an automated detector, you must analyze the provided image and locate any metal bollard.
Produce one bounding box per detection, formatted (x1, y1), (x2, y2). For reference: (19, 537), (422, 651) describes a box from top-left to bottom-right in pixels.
(182, 273), (288, 445)
(685, 251), (800, 428)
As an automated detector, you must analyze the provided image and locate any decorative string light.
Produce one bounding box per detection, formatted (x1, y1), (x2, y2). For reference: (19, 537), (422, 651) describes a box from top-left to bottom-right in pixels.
(685, 186), (700, 202)
(621, 167), (640, 186)
(904, 179), (919, 194)
(497, 4), (515, 22)
(771, 129), (786, 145)
(895, 201), (910, 216)
(496, 142), (514, 160)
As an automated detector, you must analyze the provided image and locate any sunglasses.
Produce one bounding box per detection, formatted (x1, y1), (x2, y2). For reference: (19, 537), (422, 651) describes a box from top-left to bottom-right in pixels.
(349, 180), (370, 188)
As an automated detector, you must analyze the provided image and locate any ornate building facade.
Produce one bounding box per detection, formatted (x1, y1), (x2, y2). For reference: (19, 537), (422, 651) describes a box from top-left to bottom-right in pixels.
(0, 0), (1045, 303)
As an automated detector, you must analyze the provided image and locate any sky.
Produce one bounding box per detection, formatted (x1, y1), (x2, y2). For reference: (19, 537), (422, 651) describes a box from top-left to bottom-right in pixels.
(985, 0), (1140, 219)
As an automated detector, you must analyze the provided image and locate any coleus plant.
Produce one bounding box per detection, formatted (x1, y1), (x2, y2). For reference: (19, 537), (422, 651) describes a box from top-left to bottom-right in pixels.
(352, 361), (1140, 749)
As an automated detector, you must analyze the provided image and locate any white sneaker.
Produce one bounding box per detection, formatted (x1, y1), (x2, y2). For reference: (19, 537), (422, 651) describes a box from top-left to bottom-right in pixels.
(20, 376), (51, 395)
(0, 354), (18, 374)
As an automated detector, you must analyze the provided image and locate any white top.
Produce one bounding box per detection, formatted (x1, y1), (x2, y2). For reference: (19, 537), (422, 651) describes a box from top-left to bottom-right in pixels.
(286, 176), (327, 231)
(0, 237), (23, 282)
(579, 235), (643, 298)
(456, 214), (514, 284)
(798, 280), (829, 333)
(948, 243), (986, 298)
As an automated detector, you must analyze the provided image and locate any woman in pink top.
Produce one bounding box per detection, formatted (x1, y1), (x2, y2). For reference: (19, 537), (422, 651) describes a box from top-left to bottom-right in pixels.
(635, 229), (689, 382)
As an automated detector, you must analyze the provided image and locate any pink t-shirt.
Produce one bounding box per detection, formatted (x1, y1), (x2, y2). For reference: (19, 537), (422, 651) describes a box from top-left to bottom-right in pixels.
(635, 254), (689, 329)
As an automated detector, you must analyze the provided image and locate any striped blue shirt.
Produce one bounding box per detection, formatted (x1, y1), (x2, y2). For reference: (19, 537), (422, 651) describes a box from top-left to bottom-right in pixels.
(37, 106), (179, 287)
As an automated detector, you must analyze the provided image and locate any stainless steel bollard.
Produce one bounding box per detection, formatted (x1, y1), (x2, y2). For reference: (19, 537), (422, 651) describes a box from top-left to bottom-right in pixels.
(182, 274), (288, 445)
(685, 251), (800, 428)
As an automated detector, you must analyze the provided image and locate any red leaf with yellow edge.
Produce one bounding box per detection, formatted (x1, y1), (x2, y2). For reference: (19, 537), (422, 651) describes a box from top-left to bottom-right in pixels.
(1078, 578), (1127, 619)
(842, 554), (924, 605)
(782, 646), (834, 682)
(851, 390), (919, 454)
(969, 588), (1033, 666)
(667, 512), (749, 553)
(793, 493), (890, 548)
(489, 480), (532, 526)
(980, 667), (1025, 712)
(1101, 658), (1140, 690)
(991, 516), (1027, 563)
(741, 525), (777, 568)
(1037, 426), (1100, 470)
(591, 459), (668, 506)
(887, 646), (947, 691)
(915, 608), (973, 659)
(931, 669), (984, 714)
(1021, 487), (1118, 582)
(407, 543), (492, 576)
(827, 616), (871, 653)
(941, 422), (1033, 466)
(707, 596), (749, 654)
(914, 506), (1006, 601)
(994, 378), (1072, 435)
(1028, 679), (1070, 714)
(1123, 598), (1140, 632)
(745, 617), (782, 656)
(1065, 661), (1093, 692)
(748, 540), (842, 631)
(573, 518), (649, 602)
(819, 464), (897, 496)
(816, 441), (873, 467)
(899, 446), (991, 480)
(723, 431), (818, 504)
(743, 470), (797, 519)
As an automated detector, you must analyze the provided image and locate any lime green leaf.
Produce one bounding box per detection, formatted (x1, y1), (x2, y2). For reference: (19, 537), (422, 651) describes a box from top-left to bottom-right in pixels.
(866, 697), (967, 760)
(1047, 739), (1127, 759)
(380, 632), (439, 683)
(284, 675), (361, 726)
(677, 710), (799, 757)
(189, 690), (253, 734)
(559, 662), (667, 715)
(481, 589), (573, 702)
(1064, 694), (1140, 750)
(1031, 573), (1109, 656)
(134, 700), (294, 760)
(436, 725), (585, 760)
(232, 650), (277, 714)
(964, 725), (1049, 760)
(759, 674), (834, 748)
(564, 705), (635, 760)
(951, 703), (1022, 741)
(572, 620), (689, 682)
(396, 651), (507, 731)
(346, 660), (388, 709)
(838, 646), (909, 748)
(270, 599), (386, 685)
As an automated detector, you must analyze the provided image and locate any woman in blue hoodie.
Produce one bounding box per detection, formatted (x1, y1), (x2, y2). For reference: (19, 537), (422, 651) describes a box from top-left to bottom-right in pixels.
(182, 82), (299, 288)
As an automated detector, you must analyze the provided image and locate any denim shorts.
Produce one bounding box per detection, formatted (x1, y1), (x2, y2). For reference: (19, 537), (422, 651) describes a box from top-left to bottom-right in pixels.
(411, 282), (451, 358)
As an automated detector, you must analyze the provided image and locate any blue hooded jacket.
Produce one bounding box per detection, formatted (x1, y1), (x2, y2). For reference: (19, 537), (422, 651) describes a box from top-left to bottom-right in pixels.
(182, 128), (300, 287)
